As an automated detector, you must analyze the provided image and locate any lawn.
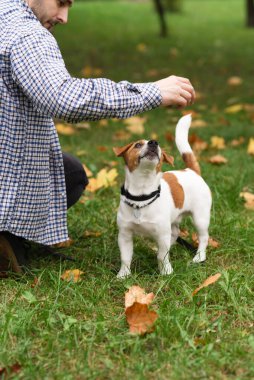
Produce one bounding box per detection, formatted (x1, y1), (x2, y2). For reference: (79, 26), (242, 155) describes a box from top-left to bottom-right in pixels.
(0, 0), (254, 379)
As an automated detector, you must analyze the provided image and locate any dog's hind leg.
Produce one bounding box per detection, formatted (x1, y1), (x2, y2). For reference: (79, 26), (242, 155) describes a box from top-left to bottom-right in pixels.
(117, 229), (134, 278)
(192, 214), (210, 263)
(156, 233), (173, 275)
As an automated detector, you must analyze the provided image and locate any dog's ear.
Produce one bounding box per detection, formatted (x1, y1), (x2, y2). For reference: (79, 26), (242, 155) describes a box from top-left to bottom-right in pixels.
(162, 151), (174, 166)
(113, 142), (134, 157)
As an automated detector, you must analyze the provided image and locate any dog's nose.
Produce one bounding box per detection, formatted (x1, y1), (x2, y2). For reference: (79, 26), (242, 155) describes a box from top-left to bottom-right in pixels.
(148, 140), (158, 151)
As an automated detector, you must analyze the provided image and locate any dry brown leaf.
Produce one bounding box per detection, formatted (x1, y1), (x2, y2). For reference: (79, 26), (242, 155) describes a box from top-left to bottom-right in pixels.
(112, 130), (131, 141)
(208, 155), (228, 165)
(191, 119), (208, 128)
(192, 233), (220, 248)
(81, 66), (102, 77)
(240, 192), (254, 210)
(224, 104), (243, 114)
(54, 239), (74, 248)
(182, 110), (200, 118)
(192, 273), (222, 296)
(124, 116), (146, 135)
(31, 277), (40, 288)
(210, 136), (226, 149)
(189, 134), (208, 152)
(125, 302), (158, 335)
(61, 269), (84, 283)
(180, 229), (189, 238)
(227, 76), (243, 86)
(243, 103), (254, 113)
(98, 119), (108, 127)
(83, 230), (102, 238)
(165, 132), (174, 143)
(125, 285), (155, 309)
(56, 123), (76, 136)
(0, 363), (22, 377)
(247, 138), (254, 155)
(96, 146), (108, 152)
(146, 69), (159, 78)
(230, 137), (245, 147)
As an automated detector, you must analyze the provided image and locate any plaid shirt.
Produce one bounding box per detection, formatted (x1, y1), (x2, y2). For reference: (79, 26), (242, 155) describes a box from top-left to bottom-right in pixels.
(0, 0), (162, 245)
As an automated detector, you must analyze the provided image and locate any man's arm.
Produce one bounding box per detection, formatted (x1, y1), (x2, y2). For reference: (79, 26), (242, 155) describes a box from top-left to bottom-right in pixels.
(10, 31), (194, 123)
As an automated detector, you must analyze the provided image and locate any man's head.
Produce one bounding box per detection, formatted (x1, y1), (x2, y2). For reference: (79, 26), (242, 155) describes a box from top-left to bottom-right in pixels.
(26, 0), (73, 31)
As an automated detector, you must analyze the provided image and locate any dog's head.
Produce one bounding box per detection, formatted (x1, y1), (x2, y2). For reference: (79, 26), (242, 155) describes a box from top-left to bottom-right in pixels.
(113, 140), (174, 172)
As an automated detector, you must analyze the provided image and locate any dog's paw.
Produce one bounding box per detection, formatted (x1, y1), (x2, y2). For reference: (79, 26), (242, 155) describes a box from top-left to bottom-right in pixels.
(159, 263), (173, 275)
(117, 268), (131, 279)
(193, 252), (206, 263)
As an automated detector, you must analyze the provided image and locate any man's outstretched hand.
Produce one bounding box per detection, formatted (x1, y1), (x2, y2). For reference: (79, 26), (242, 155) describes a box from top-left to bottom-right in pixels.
(155, 75), (196, 108)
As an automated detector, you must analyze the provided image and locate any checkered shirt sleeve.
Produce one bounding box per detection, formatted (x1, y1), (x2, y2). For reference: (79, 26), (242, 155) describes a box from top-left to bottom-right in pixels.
(10, 30), (162, 123)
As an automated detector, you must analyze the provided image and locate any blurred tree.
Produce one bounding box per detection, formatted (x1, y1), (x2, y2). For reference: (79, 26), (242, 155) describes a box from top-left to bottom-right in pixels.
(153, 0), (167, 37)
(246, 0), (254, 26)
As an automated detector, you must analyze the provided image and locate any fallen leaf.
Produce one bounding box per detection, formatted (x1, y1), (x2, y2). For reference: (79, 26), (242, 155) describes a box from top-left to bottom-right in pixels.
(86, 168), (118, 192)
(96, 146), (108, 152)
(191, 119), (208, 128)
(208, 155), (228, 164)
(169, 47), (179, 57)
(180, 229), (189, 238)
(150, 133), (158, 141)
(98, 119), (108, 127)
(224, 104), (243, 114)
(192, 233), (220, 248)
(83, 164), (93, 178)
(227, 76), (243, 86)
(76, 122), (90, 130)
(165, 132), (174, 143)
(61, 269), (84, 283)
(54, 239), (74, 248)
(240, 192), (254, 210)
(230, 137), (245, 147)
(192, 273), (221, 296)
(210, 136), (226, 149)
(112, 130), (131, 141)
(136, 43), (147, 53)
(81, 66), (102, 77)
(125, 302), (158, 335)
(243, 103), (254, 113)
(83, 230), (102, 238)
(76, 150), (87, 157)
(0, 363), (22, 377)
(189, 134), (208, 152)
(247, 138), (254, 155)
(31, 277), (40, 288)
(56, 123), (76, 136)
(146, 69), (159, 77)
(124, 116), (146, 135)
(125, 285), (155, 309)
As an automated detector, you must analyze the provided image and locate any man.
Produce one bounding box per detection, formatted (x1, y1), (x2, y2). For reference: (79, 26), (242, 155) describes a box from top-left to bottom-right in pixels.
(0, 0), (195, 273)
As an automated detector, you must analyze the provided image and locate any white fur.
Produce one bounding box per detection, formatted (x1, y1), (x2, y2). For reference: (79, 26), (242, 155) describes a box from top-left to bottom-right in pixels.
(116, 115), (212, 278)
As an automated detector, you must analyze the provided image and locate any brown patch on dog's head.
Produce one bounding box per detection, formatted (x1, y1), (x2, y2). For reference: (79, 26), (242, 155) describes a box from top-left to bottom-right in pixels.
(156, 150), (174, 173)
(113, 140), (146, 172)
(163, 172), (184, 209)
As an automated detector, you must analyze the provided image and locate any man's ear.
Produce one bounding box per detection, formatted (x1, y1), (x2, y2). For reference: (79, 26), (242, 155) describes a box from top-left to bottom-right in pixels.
(162, 150), (174, 166)
(113, 142), (134, 157)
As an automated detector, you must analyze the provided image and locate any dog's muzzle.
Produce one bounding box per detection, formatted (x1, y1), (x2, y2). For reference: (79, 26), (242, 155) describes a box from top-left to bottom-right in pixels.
(140, 140), (159, 160)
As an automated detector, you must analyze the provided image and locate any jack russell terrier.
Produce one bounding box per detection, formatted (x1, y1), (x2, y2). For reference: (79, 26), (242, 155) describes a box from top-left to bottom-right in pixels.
(113, 114), (212, 278)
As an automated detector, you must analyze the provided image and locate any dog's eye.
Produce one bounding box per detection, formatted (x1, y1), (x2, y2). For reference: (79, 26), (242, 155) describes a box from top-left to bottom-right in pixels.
(134, 143), (142, 148)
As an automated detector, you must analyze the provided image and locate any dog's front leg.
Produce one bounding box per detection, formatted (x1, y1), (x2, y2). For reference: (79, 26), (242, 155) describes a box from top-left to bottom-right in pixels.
(117, 229), (134, 278)
(156, 234), (173, 275)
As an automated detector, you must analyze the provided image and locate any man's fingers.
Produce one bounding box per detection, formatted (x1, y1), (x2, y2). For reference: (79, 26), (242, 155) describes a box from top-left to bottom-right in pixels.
(180, 83), (195, 104)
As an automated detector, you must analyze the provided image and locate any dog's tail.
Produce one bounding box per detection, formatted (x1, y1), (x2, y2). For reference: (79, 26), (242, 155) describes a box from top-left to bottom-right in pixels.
(175, 114), (201, 175)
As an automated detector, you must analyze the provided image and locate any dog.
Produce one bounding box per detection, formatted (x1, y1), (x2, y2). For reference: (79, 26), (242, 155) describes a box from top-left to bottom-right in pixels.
(113, 114), (212, 278)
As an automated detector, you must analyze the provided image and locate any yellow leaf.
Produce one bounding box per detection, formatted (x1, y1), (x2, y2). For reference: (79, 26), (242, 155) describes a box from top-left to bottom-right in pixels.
(247, 138), (254, 155)
(192, 273), (221, 296)
(56, 123), (76, 136)
(227, 76), (243, 86)
(126, 123), (145, 135)
(150, 133), (158, 140)
(61, 269), (84, 283)
(98, 119), (108, 127)
(210, 136), (226, 149)
(224, 104), (243, 114)
(191, 119), (208, 128)
(83, 164), (93, 178)
(124, 116), (146, 135)
(86, 168), (118, 192)
(125, 302), (158, 335)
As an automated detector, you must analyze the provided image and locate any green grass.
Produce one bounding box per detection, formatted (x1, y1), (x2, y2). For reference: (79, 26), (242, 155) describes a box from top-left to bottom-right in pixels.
(1, 1), (254, 379)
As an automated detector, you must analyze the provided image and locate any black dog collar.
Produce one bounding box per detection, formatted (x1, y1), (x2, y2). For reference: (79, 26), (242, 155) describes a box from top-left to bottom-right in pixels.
(121, 185), (161, 202)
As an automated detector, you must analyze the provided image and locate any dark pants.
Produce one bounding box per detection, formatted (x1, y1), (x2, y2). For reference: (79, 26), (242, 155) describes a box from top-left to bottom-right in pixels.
(63, 152), (88, 209)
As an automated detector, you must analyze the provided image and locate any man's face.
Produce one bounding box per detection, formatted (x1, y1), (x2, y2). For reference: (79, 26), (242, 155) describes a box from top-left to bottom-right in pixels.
(27, 0), (73, 31)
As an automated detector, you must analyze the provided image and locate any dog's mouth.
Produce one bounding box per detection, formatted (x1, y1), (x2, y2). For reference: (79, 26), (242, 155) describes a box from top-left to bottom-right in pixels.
(139, 150), (159, 161)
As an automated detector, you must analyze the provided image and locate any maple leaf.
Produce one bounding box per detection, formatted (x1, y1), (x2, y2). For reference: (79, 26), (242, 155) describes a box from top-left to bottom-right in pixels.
(210, 136), (226, 149)
(56, 123), (76, 136)
(247, 138), (254, 155)
(208, 155), (228, 165)
(125, 285), (155, 309)
(61, 269), (84, 283)
(125, 302), (158, 335)
(192, 273), (222, 296)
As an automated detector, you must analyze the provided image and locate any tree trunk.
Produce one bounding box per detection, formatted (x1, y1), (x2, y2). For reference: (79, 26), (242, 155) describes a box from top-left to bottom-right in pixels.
(246, 0), (254, 27)
(153, 0), (168, 37)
